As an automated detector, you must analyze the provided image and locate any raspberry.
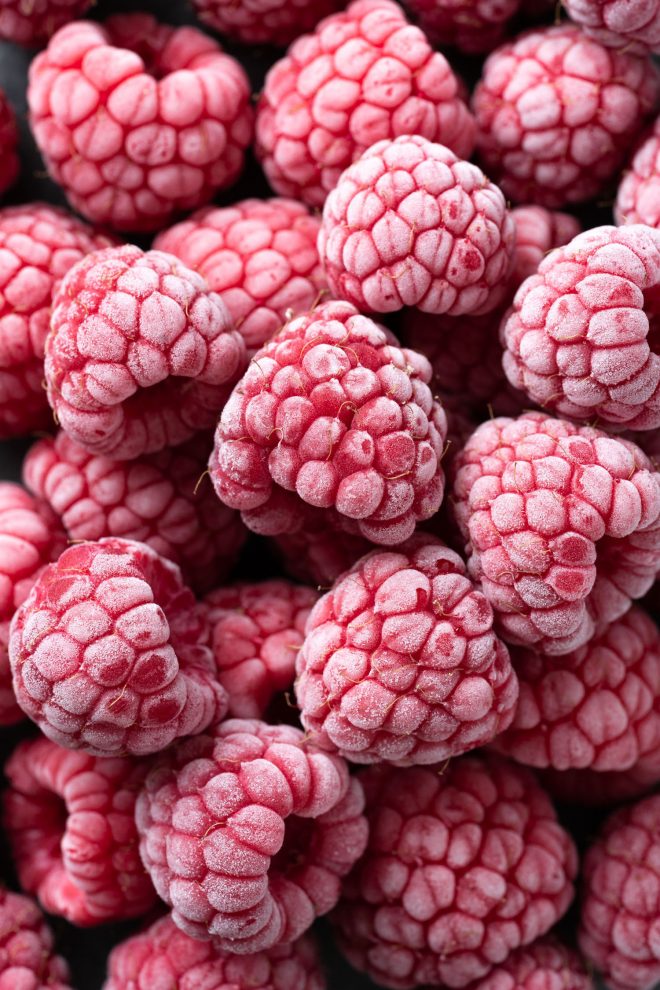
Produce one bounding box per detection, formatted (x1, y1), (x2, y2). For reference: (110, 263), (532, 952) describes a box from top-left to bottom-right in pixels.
(472, 25), (660, 207)
(510, 206), (582, 287)
(319, 135), (515, 315)
(23, 431), (246, 595)
(616, 118), (660, 229)
(579, 793), (660, 990)
(296, 535), (518, 765)
(27, 14), (253, 232)
(273, 512), (374, 587)
(4, 736), (156, 925)
(0, 204), (112, 440)
(334, 753), (578, 989)
(135, 718), (369, 952)
(452, 412), (660, 654)
(0, 0), (91, 45)
(255, 0), (476, 208)
(405, 0), (522, 53)
(45, 245), (246, 461)
(154, 198), (327, 355)
(563, 0), (660, 54)
(493, 606), (660, 774)
(203, 580), (318, 717)
(0, 90), (18, 199)
(0, 886), (72, 990)
(464, 937), (590, 990)
(501, 225), (660, 431)
(191, 0), (344, 47)
(9, 537), (228, 757)
(0, 483), (66, 727)
(210, 299), (448, 546)
(540, 764), (660, 806)
(105, 917), (325, 990)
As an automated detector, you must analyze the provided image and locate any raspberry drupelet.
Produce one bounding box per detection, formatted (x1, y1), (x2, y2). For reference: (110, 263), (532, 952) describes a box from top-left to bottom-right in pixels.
(0, 0), (91, 45)
(295, 535), (518, 765)
(210, 299), (448, 546)
(580, 792), (660, 990)
(405, 0), (523, 53)
(0, 90), (18, 199)
(255, 0), (476, 208)
(4, 736), (156, 925)
(23, 431), (246, 595)
(472, 25), (660, 208)
(563, 0), (660, 55)
(191, 0), (344, 47)
(616, 118), (660, 229)
(45, 245), (246, 461)
(0, 886), (72, 990)
(452, 412), (660, 654)
(463, 937), (591, 990)
(154, 198), (328, 356)
(27, 14), (253, 232)
(334, 753), (578, 989)
(8, 537), (228, 757)
(135, 718), (369, 953)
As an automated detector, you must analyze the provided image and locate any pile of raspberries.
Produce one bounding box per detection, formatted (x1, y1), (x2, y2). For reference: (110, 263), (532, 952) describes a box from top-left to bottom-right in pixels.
(0, 1), (659, 989)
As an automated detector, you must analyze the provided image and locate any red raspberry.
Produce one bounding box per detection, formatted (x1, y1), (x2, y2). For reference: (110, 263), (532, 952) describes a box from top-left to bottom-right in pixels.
(616, 118), (660, 229)
(255, 0), (476, 208)
(273, 512), (374, 587)
(0, 483), (66, 727)
(0, 204), (112, 440)
(210, 300), (448, 546)
(135, 718), (369, 952)
(472, 25), (660, 207)
(8, 537), (228, 757)
(0, 90), (18, 198)
(23, 431), (246, 595)
(296, 535), (518, 765)
(27, 14), (253, 232)
(191, 0), (344, 47)
(203, 580), (318, 718)
(154, 198), (328, 355)
(4, 736), (156, 925)
(501, 225), (660, 431)
(405, 0), (522, 53)
(45, 245), (246, 461)
(334, 754), (578, 989)
(0, 0), (91, 45)
(452, 412), (660, 654)
(0, 886), (72, 990)
(579, 793), (660, 990)
(463, 937), (590, 990)
(540, 764), (660, 806)
(319, 135), (515, 315)
(563, 0), (660, 54)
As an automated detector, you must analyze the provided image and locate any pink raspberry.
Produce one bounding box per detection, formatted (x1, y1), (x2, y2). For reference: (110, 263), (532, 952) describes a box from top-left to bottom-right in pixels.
(272, 512), (374, 587)
(105, 917), (325, 990)
(472, 25), (660, 207)
(135, 718), (369, 952)
(501, 225), (660, 431)
(255, 0), (476, 208)
(296, 535), (518, 765)
(510, 205), (582, 287)
(210, 300), (448, 546)
(0, 0), (91, 45)
(405, 0), (522, 53)
(27, 14), (253, 232)
(493, 606), (660, 775)
(45, 245), (246, 461)
(0, 204), (112, 440)
(4, 735), (156, 925)
(334, 754), (578, 989)
(0, 483), (66, 727)
(202, 580), (318, 718)
(579, 793), (660, 990)
(191, 0), (345, 47)
(154, 198), (328, 355)
(0, 886), (72, 990)
(463, 937), (590, 990)
(23, 431), (246, 595)
(8, 537), (228, 757)
(0, 90), (18, 199)
(452, 412), (660, 654)
(540, 764), (660, 806)
(563, 0), (660, 54)
(616, 118), (660, 229)
(319, 135), (515, 315)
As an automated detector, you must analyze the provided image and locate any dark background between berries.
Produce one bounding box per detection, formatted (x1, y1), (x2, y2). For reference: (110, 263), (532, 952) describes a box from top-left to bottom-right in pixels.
(0, 0), (635, 986)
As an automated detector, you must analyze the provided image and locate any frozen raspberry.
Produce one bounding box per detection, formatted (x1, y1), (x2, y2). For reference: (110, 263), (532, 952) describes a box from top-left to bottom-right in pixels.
(540, 763), (660, 806)
(0, 0), (90, 45)
(296, 535), (518, 765)
(334, 753), (578, 989)
(210, 299), (448, 546)
(273, 511), (374, 587)
(4, 736), (156, 925)
(191, 0), (344, 47)
(616, 118), (660, 229)
(45, 245), (246, 461)
(472, 25), (660, 208)
(463, 937), (590, 990)
(0, 204), (112, 440)
(319, 135), (515, 315)
(154, 198), (327, 355)
(0, 90), (18, 199)
(405, 0), (522, 53)
(9, 537), (227, 757)
(255, 0), (476, 208)
(510, 206), (582, 287)
(203, 580), (318, 718)
(23, 431), (246, 595)
(0, 886), (71, 990)
(563, 0), (660, 54)
(452, 412), (660, 654)
(579, 792), (660, 990)
(27, 14), (253, 232)
(135, 718), (369, 952)
(501, 225), (660, 431)
(0, 483), (66, 727)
